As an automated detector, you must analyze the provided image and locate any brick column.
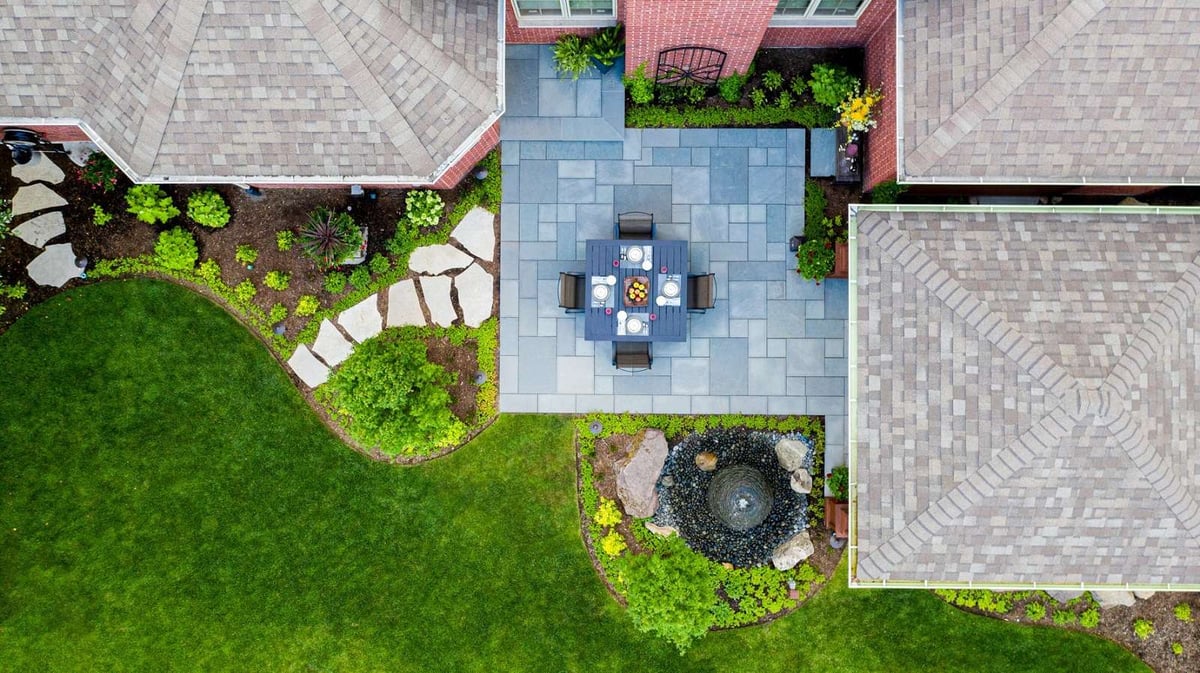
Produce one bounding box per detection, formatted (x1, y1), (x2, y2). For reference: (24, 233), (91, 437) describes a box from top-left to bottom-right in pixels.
(624, 0), (778, 77)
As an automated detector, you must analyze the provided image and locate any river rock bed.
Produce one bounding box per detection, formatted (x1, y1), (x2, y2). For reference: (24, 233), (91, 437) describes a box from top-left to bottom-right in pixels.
(654, 428), (814, 567)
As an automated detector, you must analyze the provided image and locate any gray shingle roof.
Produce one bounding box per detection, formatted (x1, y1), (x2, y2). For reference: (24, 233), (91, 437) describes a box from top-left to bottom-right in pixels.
(0, 0), (500, 183)
(900, 0), (1200, 185)
(853, 205), (1200, 586)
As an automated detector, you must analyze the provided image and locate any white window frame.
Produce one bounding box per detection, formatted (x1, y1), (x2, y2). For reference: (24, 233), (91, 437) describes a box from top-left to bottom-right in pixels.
(770, 0), (872, 28)
(511, 0), (618, 28)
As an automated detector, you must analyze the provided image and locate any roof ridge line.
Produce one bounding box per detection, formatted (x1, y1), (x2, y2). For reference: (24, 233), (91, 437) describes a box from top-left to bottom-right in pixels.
(858, 212), (1076, 397)
(131, 0), (169, 33)
(289, 0), (436, 175)
(857, 406), (1076, 580)
(128, 0), (209, 176)
(1103, 411), (1200, 538)
(904, 0), (1108, 176)
(337, 0), (494, 115)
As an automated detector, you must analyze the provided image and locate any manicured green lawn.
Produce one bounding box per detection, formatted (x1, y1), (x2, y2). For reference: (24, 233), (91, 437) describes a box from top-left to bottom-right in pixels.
(0, 280), (1149, 672)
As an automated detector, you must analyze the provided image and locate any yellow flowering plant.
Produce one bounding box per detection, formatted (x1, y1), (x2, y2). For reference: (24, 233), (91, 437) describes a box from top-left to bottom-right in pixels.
(835, 85), (882, 144)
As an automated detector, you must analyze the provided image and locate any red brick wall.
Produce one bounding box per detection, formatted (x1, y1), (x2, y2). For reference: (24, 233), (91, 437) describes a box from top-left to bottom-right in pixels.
(760, 0), (892, 49)
(862, 2), (896, 190)
(7, 123), (91, 143)
(625, 0), (777, 77)
(505, 0), (622, 44)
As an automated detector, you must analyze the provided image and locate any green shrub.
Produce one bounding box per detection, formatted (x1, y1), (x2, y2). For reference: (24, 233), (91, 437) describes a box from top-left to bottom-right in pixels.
(264, 270), (290, 291)
(153, 227), (198, 271)
(1172, 642), (1183, 656)
(235, 244), (258, 266)
(316, 333), (467, 455)
(869, 179), (908, 204)
(404, 190), (445, 231)
(233, 280), (257, 305)
(91, 204), (113, 227)
(0, 198), (12, 230)
(593, 497), (623, 528)
(777, 90), (793, 110)
(762, 70), (783, 91)
(368, 253), (391, 275)
(1175, 602), (1193, 622)
(749, 88), (767, 108)
(620, 538), (719, 653)
(125, 184), (179, 225)
(626, 103), (835, 129)
(1079, 607), (1100, 629)
(0, 281), (27, 300)
(81, 152), (120, 193)
(197, 259), (222, 283)
(789, 75), (807, 97)
(623, 62), (655, 105)
(323, 271), (348, 294)
(1133, 618), (1154, 640)
(553, 34), (594, 80)
(826, 464), (849, 501)
(717, 71), (749, 104)
(348, 265), (371, 290)
(268, 303), (288, 323)
(300, 206), (362, 269)
(586, 24), (624, 67)
(186, 189), (230, 228)
(685, 85), (706, 105)
(295, 295), (319, 317)
(1052, 610), (1077, 626)
(809, 63), (860, 107)
(804, 179), (828, 239)
(1025, 601), (1046, 621)
(276, 230), (297, 251)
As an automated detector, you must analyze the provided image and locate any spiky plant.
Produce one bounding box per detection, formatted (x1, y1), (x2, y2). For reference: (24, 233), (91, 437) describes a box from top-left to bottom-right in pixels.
(300, 206), (362, 269)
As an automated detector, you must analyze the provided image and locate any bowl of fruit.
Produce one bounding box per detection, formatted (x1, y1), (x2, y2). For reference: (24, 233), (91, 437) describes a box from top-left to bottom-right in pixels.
(623, 276), (650, 307)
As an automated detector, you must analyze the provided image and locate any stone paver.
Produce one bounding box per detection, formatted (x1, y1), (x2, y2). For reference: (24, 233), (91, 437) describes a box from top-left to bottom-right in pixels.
(386, 279), (424, 327)
(12, 153), (65, 184)
(25, 243), (80, 287)
(337, 294), (383, 343)
(13, 211), (66, 248)
(420, 275), (457, 327)
(12, 183), (67, 217)
(452, 207), (496, 261)
(455, 263), (493, 328)
(408, 244), (473, 275)
(810, 128), (837, 178)
(287, 344), (330, 388)
(312, 319), (354, 368)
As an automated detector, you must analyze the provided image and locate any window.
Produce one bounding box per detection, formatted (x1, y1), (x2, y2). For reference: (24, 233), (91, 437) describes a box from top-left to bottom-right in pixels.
(772, 0), (871, 25)
(512, 0), (616, 24)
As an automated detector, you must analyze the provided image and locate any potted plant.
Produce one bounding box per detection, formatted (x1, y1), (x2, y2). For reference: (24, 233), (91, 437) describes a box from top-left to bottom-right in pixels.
(822, 215), (849, 279)
(796, 238), (835, 284)
(587, 24), (624, 74)
(825, 465), (850, 540)
(553, 34), (595, 81)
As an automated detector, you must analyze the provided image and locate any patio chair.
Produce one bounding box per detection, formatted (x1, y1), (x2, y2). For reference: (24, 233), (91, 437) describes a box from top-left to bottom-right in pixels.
(613, 341), (652, 372)
(559, 272), (586, 313)
(687, 273), (716, 313)
(614, 211), (655, 240)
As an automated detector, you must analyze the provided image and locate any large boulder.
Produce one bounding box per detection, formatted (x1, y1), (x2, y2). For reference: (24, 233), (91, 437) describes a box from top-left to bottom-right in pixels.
(1046, 590), (1084, 604)
(790, 470), (813, 494)
(1133, 590), (1157, 600)
(616, 429), (669, 518)
(774, 438), (808, 473)
(771, 531), (815, 570)
(1093, 591), (1136, 608)
(645, 522), (677, 538)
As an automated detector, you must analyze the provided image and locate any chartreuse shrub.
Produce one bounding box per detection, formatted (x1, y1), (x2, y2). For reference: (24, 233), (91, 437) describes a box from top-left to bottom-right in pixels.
(323, 272), (347, 294)
(1132, 618), (1154, 640)
(593, 498), (622, 528)
(91, 204), (113, 227)
(263, 271), (290, 292)
(126, 184), (179, 225)
(268, 303), (288, 323)
(295, 295), (319, 317)
(1053, 610), (1077, 626)
(808, 63), (860, 108)
(1026, 601), (1047, 621)
(623, 62), (655, 105)
(0, 281), (27, 300)
(316, 331), (466, 456)
(934, 589), (1018, 615)
(404, 190), (444, 230)
(616, 535), (719, 653)
(235, 244), (258, 266)
(600, 532), (627, 557)
(762, 70), (783, 91)
(276, 230), (297, 252)
(1172, 642), (1184, 656)
(368, 253), (390, 275)
(153, 228), (198, 272)
(233, 280), (256, 305)
(186, 189), (230, 228)
(197, 259), (221, 283)
(1079, 607), (1100, 629)
(1175, 602), (1193, 622)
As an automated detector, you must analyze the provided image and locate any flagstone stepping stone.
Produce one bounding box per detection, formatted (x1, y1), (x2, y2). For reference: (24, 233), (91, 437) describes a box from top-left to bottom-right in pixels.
(454, 263), (493, 328)
(419, 275), (457, 327)
(26, 243), (80, 287)
(451, 207), (496, 261)
(337, 294), (383, 343)
(386, 279), (424, 327)
(287, 344), (330, 388)
(12, 183), (67, 217)
(408, 244), (472, 275)
(12, 153), (65, 184)
(13, 211), (66, 248)
(311, 319), (354, 368)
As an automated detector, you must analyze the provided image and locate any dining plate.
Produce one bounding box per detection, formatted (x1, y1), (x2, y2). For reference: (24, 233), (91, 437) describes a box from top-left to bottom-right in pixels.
(593, 284), (610, 300)
(661, 280), (680, 298)
(625, 246), (644, 262)
(626, 317), (644, 333)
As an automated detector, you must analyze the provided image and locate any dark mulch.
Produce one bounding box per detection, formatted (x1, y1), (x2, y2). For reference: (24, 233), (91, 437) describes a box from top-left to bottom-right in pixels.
(425, 336), (480, 426)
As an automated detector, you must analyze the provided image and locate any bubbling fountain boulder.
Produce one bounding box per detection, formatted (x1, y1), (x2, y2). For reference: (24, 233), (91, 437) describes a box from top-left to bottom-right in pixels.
(706, 465), (774, 531)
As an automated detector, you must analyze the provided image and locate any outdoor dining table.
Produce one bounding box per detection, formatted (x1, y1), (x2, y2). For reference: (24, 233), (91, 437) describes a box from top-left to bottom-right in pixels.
(584, 239), (689, 342)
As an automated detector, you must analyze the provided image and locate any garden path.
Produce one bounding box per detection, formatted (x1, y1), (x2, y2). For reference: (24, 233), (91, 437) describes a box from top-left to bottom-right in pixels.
(286, 207), (497, 388)
(8, 153), (80, 288)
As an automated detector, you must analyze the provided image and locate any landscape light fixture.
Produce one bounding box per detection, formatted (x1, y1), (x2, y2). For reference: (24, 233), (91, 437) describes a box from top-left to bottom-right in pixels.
(2, 128), (42, 165)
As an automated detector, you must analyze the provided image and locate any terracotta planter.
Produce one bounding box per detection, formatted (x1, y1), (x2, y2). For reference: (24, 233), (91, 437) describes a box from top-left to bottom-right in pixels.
(829, 241), (849, 279)
(824, 497), (850, 539)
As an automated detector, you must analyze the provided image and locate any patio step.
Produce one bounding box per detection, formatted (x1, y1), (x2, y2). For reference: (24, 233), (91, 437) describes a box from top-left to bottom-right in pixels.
(810, 128), (836, 178)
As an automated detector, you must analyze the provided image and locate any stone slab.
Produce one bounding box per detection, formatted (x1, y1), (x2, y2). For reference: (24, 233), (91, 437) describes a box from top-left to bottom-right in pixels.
(312, 319), (354, 368)
(13, 211), (66, 248)
(25, 243), (80, 287)
(408, 244), (473, 275)
(810, 128), (837, 177)
(12, 183), (67, 217)
(455, 263), (494, 328)
(420, 275), (457, 327)
(386, 279), (425, 327)
(11, 153), (65, 184)
(288, 344), (330, 388)
(337, 294), (383, 343)
(452, 207), (496, 261)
